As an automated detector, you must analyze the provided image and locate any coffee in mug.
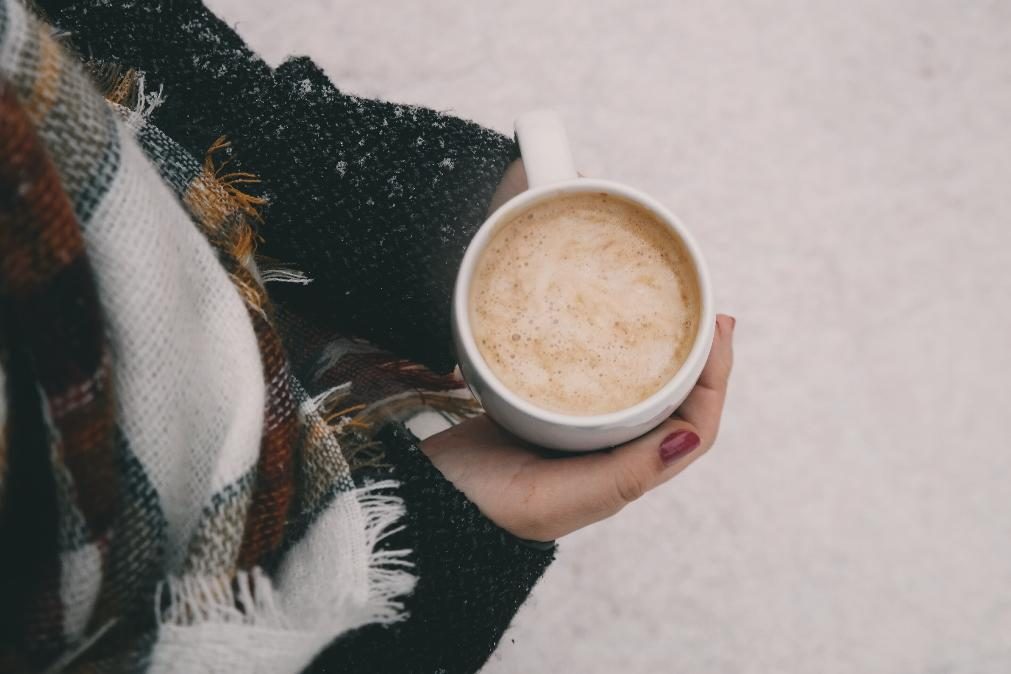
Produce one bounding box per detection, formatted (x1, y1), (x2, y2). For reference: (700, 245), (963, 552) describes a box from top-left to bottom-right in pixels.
(469, 192), (701, 416)
(452, 109), (714, 450)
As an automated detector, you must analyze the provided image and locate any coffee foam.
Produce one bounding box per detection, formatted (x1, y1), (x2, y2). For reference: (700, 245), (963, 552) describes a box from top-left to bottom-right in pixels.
(469, 192), (701, 416)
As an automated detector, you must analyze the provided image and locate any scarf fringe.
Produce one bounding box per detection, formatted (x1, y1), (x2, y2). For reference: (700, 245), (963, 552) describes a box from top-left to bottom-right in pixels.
(155, 481), (414, 634)
(355, 389), (482, 430)
(352, 480), (416, 624)
(301, 382), (387, 473)
(156, 568), (289, 630)
(96, 69), (163, 131)
(124, 72), (164, 128)
(257, 264), (313, 286)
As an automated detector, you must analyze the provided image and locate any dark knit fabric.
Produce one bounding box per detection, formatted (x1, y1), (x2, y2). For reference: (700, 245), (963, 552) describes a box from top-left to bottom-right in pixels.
(35, 1), (553, 671)
(274, 298), (557, 673)
(308, 423), (555, 674)
(42, 0), (518, 374)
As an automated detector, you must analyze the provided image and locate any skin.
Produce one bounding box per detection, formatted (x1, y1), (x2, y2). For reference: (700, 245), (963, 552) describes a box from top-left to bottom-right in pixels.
(421, 161), (736, 542)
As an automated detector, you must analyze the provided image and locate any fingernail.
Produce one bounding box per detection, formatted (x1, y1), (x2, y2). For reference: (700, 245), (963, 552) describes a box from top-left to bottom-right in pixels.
(728, 315), (736, 329)
(659, 430), (700, 466)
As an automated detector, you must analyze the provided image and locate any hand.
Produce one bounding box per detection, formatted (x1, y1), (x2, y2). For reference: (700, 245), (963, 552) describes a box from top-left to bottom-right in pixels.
(421, 314), (736, 542)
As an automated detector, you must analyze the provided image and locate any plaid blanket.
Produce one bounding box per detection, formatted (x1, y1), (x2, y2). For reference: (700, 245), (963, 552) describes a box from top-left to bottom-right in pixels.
(0, 1), (482, 670)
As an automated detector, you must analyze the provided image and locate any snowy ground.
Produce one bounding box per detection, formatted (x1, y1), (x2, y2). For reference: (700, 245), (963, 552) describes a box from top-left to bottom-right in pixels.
(207, 1), (1011, 671)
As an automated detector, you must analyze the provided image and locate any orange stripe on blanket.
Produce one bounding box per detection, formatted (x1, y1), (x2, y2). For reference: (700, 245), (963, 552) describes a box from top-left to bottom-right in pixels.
(24, 24), (61, 123)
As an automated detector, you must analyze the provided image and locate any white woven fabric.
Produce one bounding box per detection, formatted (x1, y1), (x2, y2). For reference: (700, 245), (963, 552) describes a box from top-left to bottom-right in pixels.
(0, 2), (416, 669)
(59, 542), (102, 643)
(101, 95), (413, 674)
(86, 124), (267, 571)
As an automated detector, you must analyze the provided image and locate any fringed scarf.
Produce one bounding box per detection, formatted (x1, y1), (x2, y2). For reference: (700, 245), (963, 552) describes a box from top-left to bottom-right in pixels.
(0, 1), (478, 670)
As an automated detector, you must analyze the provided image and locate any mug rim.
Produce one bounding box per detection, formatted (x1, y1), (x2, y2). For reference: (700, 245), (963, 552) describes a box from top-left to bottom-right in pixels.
(453, 177), (715, 429)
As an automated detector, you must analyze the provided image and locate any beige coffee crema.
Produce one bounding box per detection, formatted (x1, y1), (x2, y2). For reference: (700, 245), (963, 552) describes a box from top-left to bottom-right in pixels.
(469, 193), (701, 416)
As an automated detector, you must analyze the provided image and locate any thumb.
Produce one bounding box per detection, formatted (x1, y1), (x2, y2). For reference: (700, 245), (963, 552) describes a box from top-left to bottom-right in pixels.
(519, 416), (703, 540)
(603, 418), (705, 510)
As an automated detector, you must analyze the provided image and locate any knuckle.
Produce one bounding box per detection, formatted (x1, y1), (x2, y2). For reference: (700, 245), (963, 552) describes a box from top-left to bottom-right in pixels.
(720, 356), (734, 385)
(708, 362), (731, 392)
(695, 422), (720, 456)
(613, 462), (649, 505)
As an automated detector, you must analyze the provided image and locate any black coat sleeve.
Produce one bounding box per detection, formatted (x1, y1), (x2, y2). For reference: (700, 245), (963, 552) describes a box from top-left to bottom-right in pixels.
(41, 0), (518, 374)
(307, 424), (555, 674)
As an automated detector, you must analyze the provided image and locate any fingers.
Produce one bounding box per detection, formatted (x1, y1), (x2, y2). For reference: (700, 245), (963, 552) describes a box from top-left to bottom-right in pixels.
(598, 417), (703, 511)
(698, 314), (735, 391)
(589, 315), (736, 517)
(676, 314), (735, 442)
(518, 414), (702, 540)
(470, 315), (736, 541)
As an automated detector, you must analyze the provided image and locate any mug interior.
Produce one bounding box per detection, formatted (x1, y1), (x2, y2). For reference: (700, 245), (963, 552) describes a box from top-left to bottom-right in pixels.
(454, 178), (714, 428)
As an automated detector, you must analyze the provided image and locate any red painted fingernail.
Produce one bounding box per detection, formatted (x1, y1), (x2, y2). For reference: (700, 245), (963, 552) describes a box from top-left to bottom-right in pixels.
(659, 430), (700, 466)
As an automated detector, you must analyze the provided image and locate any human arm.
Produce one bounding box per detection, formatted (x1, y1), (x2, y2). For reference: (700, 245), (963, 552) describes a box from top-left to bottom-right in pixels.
(39, 0), (518, 373)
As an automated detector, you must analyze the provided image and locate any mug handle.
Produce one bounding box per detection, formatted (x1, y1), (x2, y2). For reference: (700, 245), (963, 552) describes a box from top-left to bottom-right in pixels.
(514, 109), (578, 189)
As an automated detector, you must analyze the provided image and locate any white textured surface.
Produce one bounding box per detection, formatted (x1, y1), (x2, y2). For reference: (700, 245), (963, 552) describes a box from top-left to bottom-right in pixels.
(207, 1), (1011, 671)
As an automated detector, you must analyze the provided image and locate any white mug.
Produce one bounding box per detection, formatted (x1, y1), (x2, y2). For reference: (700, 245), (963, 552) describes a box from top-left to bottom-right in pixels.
(451, 109), (715, 451)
